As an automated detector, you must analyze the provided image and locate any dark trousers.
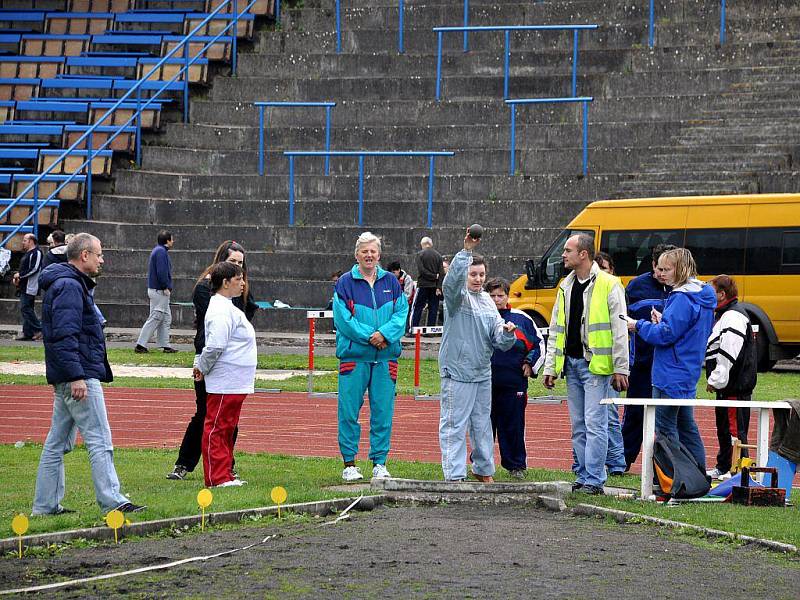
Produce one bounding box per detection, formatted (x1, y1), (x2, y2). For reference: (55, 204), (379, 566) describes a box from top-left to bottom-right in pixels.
(714, 394), (751, 472)
(410, 287), (439, 328)
(621, 362), (652, 469)
(176, 378), (237, 471)
(20, 292), (41, 338)
(491, 385), (528, 471)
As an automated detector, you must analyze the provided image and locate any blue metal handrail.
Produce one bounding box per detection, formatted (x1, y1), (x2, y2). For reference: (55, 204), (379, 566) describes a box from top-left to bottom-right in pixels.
(1, 0), (257, 247)
(254, 101), (335, 176)
(334, 0), (405, 54)
(283, 150), (455, 228)
(433, 24), (598, 101)
(505, 97), (593, 177)
(649, 0), (727, 47)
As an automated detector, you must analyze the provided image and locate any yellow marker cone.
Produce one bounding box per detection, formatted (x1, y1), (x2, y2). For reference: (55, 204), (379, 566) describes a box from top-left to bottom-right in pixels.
(270, 486), (288, 519)
(105, 509), (124, 544)
(12, 514), (28, 558)
(197, 488), (213, 531)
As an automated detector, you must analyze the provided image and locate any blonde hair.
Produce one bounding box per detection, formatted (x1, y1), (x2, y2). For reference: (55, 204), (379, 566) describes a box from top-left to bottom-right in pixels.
(659, 248), (697, 288)
(354, 231), (381, 257)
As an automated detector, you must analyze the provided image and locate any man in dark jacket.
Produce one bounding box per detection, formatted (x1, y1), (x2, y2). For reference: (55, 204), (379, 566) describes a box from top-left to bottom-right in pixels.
(12, 233), (43, 341)
(134, 229), (176, 353)
(621, 243), (674, 469)
(41, 229), (68, 269)
(410, 236), (445, 329)
(32, 233), (144, 515)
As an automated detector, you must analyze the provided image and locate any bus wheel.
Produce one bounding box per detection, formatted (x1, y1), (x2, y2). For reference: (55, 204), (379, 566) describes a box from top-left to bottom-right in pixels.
(753, 319), (777, 372)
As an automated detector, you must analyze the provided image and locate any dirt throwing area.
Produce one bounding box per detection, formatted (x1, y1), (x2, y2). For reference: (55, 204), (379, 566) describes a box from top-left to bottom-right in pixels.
(1, 503), (799, 599)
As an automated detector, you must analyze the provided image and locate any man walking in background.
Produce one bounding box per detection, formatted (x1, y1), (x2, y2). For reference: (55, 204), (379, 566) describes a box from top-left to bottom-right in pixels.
(411, 236), (444, 329)
(13, 233), (43, 341)
(135, 230), (176, 353)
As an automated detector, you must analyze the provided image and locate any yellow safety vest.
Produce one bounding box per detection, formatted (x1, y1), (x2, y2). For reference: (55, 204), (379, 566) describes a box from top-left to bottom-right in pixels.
(553, 270), (618, 376)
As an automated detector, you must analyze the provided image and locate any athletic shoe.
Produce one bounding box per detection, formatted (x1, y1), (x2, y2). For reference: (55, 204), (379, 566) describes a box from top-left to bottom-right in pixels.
(706, 467), (728, 480)
(509, 468), (526, 480)
(571, 482), (584, 492)
(342, 466), (364, 482)
(471, 473), (494, 483)
(214, 479), (246, 488)
(134, 344), (148, 353)
(372, 464), (391, 479)
(608, 470), (626, 477)
(162, 347), (178, 353)
(32, 506), (76, 516)
(581, 485), (605, 496)
(116, 502), (147, 513)
(166, 465), (188, 480)
(14, 335), (34, 341)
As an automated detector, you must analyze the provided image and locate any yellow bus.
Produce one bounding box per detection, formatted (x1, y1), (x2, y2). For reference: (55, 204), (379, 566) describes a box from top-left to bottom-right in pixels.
(508, 194), (800, 370)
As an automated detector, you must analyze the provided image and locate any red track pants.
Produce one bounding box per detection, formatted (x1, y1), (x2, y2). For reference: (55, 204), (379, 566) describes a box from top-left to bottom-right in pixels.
(202, 393), (247, 487)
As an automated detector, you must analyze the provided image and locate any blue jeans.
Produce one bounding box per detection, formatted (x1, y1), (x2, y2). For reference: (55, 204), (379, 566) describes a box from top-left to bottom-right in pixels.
(653, 387), (707, 471)
(439, 377), (494, 480)
(20, 292), (41, 338)
(605, 390), (627, 473)
(565, 357), (610, 488)
(33, 379), (129, 514)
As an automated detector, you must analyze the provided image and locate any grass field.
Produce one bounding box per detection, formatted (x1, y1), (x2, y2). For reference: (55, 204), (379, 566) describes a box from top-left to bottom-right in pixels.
(1, 445), (798, 551)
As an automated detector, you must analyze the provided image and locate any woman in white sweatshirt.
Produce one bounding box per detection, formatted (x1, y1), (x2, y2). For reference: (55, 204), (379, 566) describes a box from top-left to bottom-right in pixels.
(193, 261), (257, 488)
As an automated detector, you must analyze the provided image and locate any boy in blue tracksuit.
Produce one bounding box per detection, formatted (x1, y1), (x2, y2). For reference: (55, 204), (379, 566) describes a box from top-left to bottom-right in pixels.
(486, 277), (545, 479)
(333, 232), (408, 482)
(438, 231), (517, 482)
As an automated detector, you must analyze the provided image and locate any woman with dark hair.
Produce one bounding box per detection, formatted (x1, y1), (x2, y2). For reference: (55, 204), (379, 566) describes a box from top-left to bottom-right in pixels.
(167, 241), (258, 481)
(195, 261), (257, 488)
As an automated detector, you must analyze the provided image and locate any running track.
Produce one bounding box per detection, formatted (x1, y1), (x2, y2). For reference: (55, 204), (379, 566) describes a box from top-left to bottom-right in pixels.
(0, 385), (782, 478)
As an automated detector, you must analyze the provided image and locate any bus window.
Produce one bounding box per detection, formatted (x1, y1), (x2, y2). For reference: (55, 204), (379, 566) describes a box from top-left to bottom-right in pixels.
(538, 229), (593, 288)
(600, 230), (682, 276)
(685, 229), (746, 275)
(782, 231), (800, 274)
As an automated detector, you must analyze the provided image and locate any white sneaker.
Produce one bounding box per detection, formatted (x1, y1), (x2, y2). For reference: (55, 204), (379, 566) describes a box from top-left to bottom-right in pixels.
(706, 468), (728, 480)
(372, 464), (391, 479)
(214, 479), (246, 488)
(342, 466), (364, 482)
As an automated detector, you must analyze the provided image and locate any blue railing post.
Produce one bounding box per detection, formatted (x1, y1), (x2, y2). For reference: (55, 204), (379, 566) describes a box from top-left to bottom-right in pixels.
(135, 86), (142, 166)
(398, 0), (404, 54)
(87, 131), (93, 219)
(720, 0), (726, 45)
(335, 0), (342, 53)
(435, 31), (443, 101)
(508, 103), (516, 175)
(648, 0), (655, 47)
(258, 104), (265, 176)
(503, 29), (510, 100)
(275, 0), (280, 24)
(582, 100), (588, 176)
(462, 0), (469, 52)
(324, 105), (332, 175)
(32, 182), (39, 238)
(357, 155), (365, 226)
(183, 37), (190, 122)
(426, 155), (435, 228)
(571, 29), (579, 97)
(288, 155), (295, 225)
(232, 0), (239, 74)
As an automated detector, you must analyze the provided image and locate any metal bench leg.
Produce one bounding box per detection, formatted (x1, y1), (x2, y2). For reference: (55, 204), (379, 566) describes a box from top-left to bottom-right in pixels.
(640, 404), (656, 499)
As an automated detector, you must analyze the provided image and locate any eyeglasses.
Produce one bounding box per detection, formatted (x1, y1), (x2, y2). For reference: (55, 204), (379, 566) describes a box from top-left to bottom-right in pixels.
(85, 250), (104, 259)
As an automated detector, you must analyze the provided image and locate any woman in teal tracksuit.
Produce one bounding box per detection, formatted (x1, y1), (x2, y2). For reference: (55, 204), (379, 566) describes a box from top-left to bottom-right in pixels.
(333, 232), (408, 482)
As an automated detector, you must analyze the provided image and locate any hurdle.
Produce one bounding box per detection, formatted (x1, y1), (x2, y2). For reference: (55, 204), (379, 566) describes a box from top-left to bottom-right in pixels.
(412, 325), (442, 401)
(306, 309), (337, 398)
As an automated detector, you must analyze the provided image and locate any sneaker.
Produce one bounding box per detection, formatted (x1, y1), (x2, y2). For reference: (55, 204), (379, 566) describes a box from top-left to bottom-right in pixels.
(706, 467), (728, 480)
(582, 485), (605, 496)
(214, 479), (246, 488)
(134, 344), (148, 353)
(31, 506), (76, 516)
(608, 470), (626, 477)
(166, 465), (188, 480)
(571, 482), (584, 492)
(116, 502), (147, 513)
(471, 473), (494, 483)
(14, 335), (34, 341)
(372, 464), (391, 479)
(162, 347), (178, 354)
(509, 468), (527, 480)
(445, 478), (466, 483)
(342, 466), (364, 482)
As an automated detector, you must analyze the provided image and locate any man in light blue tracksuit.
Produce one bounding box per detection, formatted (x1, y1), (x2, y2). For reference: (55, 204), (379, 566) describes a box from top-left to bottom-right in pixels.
(333, 232), (408, 482)
(438, 230), (517, 482)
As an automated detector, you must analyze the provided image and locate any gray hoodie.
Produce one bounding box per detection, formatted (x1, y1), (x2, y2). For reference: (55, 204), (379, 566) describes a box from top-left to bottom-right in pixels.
(438, 250), (516, 382)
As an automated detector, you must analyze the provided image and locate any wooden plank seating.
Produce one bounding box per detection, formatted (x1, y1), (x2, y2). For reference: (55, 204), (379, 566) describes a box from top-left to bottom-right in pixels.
(45, 12), (115, 36)
(0, 197), (61, 231)
(184, 12), (254, 38)
(39, 147), (114, 176)
(0, 77), (40, 101)
(205, 0), (274, 17)
(0, 12), (47, 34)
(12, 173), (88, 201)
(66, 54), (139, 77)
(0, 55), (65, 78)
(114, 12), (185, 34)
(138, 55), (208, 83)
(68, 0), (136, 12)
(162, 33), (232, 61)
(20, 33), (91, 56)
(64, 123), (137, 152)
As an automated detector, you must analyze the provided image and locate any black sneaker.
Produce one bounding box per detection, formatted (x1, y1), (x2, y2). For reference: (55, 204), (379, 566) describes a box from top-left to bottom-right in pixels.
(166, 465), (188, 480)
(116, 502), (146, 513)
(134, 344), (148, 353)
(162, 347), (178, 354)
(509, 469), (526, 480)
(54, 506), (76, 515)
(571, 482), (584, 492)
(582, 485), (605, 496)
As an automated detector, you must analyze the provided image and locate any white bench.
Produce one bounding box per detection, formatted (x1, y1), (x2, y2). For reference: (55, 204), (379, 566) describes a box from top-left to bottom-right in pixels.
(602, 397), (793, 500)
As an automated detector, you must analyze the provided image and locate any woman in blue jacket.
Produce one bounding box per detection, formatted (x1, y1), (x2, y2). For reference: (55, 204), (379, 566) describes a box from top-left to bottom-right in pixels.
(626, 248), (716, 470)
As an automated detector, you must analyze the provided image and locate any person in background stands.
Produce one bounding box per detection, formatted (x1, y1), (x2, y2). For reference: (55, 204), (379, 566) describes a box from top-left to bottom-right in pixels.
(33, 233), (144, 515)
(543, 234), (629, 496)
(486, 277), (544, 480)
(411, 236), (445, 329)
(42, 230), (68, 269)
(626, 247), (716, 471)
(13, 233), (44, 341)
(594, 251), (627, 477)
(388, 260), (416, 334)
(705, 274), (757, 480)
(333, 232), (408, 482)
(135, 229), (176, 353)
(621, 243), (675, 470)
(167, 241), (258, 481)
